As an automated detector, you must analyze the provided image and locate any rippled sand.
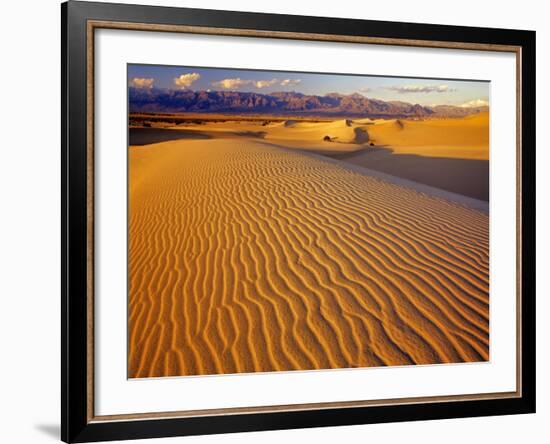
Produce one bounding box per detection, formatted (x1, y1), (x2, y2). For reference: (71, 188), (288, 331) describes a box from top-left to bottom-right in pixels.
(128, 136), (489, 378)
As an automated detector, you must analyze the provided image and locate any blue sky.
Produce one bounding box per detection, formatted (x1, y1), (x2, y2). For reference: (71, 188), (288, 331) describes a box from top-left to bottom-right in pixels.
(128, 64), (489, 107)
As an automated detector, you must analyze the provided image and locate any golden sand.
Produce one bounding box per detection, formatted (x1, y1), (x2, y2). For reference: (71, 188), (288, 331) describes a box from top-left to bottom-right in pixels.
(128, 122), (489, 378)
(161, 112), (489, 159)
(365, 113), (489, 160)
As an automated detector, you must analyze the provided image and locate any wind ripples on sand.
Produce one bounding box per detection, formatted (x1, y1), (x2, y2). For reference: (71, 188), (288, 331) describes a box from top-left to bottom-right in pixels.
(128, 139), (489, 378)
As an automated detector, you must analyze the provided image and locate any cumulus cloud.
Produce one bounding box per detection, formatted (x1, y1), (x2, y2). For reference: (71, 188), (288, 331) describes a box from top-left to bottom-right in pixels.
(280, 79), (301, 87)
(174, 72), (201, 88)
(212, 78), (251, 89)
(387, 84), (456, 93)
(131, 77), (155, 89)
(254, 79), (279, 88)
(212, 77), (302, 90)
(459, 99), (489, 108)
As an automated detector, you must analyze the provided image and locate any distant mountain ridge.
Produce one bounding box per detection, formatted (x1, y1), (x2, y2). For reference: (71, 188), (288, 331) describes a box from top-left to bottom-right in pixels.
(129, 88), (488, 118)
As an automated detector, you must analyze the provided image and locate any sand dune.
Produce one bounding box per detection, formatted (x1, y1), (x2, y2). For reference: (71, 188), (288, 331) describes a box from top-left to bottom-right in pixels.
(128, 136), (489, 378)
(365, 113), (489, 160)
(266, 119), (370, 144)
(145, 113), (489, 200)
(164, 112), (489, 160)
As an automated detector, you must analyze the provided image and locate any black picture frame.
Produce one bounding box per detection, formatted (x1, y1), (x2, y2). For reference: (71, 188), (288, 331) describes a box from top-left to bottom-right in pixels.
(62, 1), (536, 442)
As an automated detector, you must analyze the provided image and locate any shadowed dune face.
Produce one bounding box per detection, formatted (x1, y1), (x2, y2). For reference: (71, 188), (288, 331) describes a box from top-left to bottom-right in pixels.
(331, 147), (489, 201)
(129, 127), (212, 145)
(128, 137), (489, 378)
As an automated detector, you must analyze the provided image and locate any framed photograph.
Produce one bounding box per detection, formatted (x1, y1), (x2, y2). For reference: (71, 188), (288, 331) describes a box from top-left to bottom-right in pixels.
(61, 1), (536, 442)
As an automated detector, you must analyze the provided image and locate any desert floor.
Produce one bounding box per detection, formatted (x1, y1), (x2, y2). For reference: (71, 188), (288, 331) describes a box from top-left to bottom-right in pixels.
(128, 115), (489, 378)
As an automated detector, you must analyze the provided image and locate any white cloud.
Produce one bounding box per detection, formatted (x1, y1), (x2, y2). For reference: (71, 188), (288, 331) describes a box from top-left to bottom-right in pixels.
(212, 78), (252, 89)
(254, 79), (279, 88)
(174, 72), (201, 88)
(357, 87), (372, 94)
(280, 79), (301, 87)
(460, 99), (489, 108)
(131, 77), (155, 89)
(212, 77), (302, 90)
(388, 84), (456, 93)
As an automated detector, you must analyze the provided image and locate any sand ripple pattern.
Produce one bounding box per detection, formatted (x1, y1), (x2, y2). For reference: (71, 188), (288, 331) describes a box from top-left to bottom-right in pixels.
(128, 140), (489, 378)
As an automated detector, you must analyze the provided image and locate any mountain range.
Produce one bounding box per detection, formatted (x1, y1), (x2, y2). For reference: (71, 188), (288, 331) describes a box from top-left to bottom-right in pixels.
(129, 88), (488, 118)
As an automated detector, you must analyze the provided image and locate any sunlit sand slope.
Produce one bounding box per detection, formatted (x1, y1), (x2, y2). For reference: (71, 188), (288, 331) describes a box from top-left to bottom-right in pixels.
(128, 139), (489, 378)
(366, 113), (489, 160)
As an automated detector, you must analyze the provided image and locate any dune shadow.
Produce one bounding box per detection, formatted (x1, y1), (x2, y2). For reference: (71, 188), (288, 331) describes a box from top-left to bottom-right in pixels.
(330, 146), (489, 201)
(129, 127), (212, 146)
